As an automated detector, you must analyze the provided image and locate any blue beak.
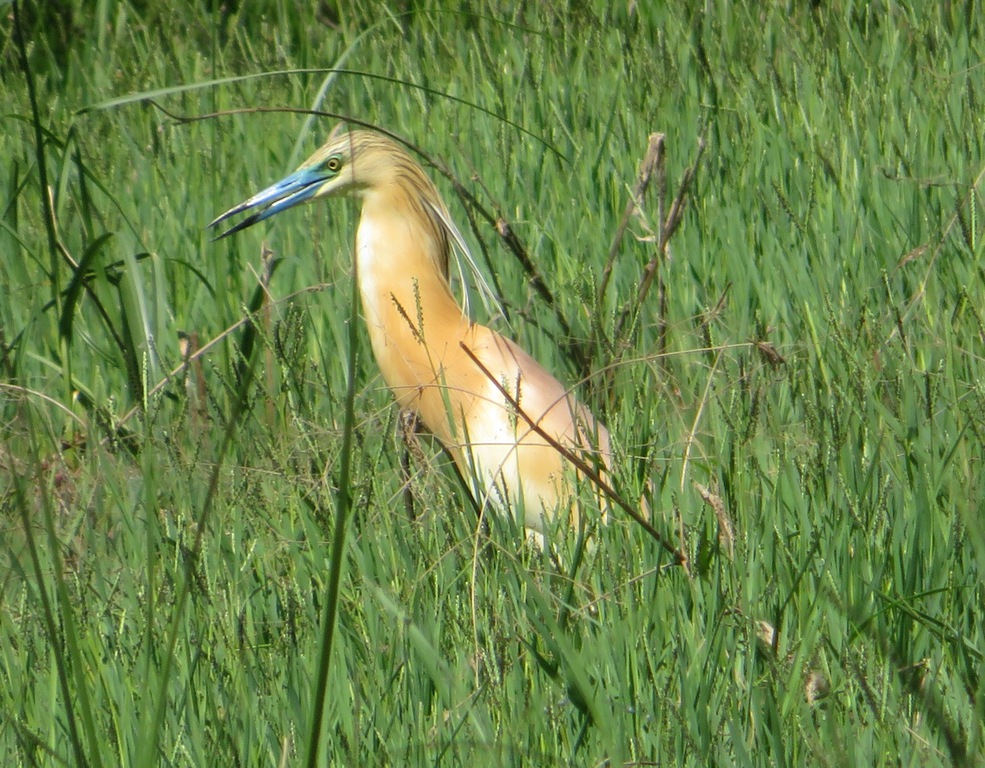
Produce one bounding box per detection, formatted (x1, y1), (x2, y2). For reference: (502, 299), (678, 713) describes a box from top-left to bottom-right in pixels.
(208, 166), (328, 240)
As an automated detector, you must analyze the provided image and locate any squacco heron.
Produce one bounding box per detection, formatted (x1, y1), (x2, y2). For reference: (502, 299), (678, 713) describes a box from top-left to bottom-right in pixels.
(210, 126), (611, 535)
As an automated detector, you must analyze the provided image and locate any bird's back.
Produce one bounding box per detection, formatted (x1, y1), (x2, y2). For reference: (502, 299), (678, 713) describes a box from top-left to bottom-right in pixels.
(410, 321), (611, 533)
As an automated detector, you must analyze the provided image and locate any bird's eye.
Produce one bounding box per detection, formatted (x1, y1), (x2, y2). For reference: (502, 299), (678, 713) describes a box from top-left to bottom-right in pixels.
(325, 155), (343, 173)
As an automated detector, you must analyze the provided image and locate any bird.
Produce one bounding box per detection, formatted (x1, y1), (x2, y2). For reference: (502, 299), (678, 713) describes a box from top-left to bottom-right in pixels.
(210, 125), (612, 537)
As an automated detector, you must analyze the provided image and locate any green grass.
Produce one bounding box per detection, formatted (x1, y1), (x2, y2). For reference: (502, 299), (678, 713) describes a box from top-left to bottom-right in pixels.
(2, 1), (984, 765)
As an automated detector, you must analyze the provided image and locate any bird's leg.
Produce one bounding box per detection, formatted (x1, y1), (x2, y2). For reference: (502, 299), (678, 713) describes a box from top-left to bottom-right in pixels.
(398, 408), (426, 520)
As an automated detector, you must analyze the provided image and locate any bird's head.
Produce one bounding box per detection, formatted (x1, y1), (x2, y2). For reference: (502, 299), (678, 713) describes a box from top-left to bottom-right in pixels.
(209, 126), (428, 239)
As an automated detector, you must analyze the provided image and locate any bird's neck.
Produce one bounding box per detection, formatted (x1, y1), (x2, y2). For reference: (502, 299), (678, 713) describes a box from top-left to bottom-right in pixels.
(354, 186), (470, 399)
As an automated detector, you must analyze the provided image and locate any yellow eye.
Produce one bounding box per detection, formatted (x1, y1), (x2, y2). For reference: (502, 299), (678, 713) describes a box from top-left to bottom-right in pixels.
(326, 155), (343, 173)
